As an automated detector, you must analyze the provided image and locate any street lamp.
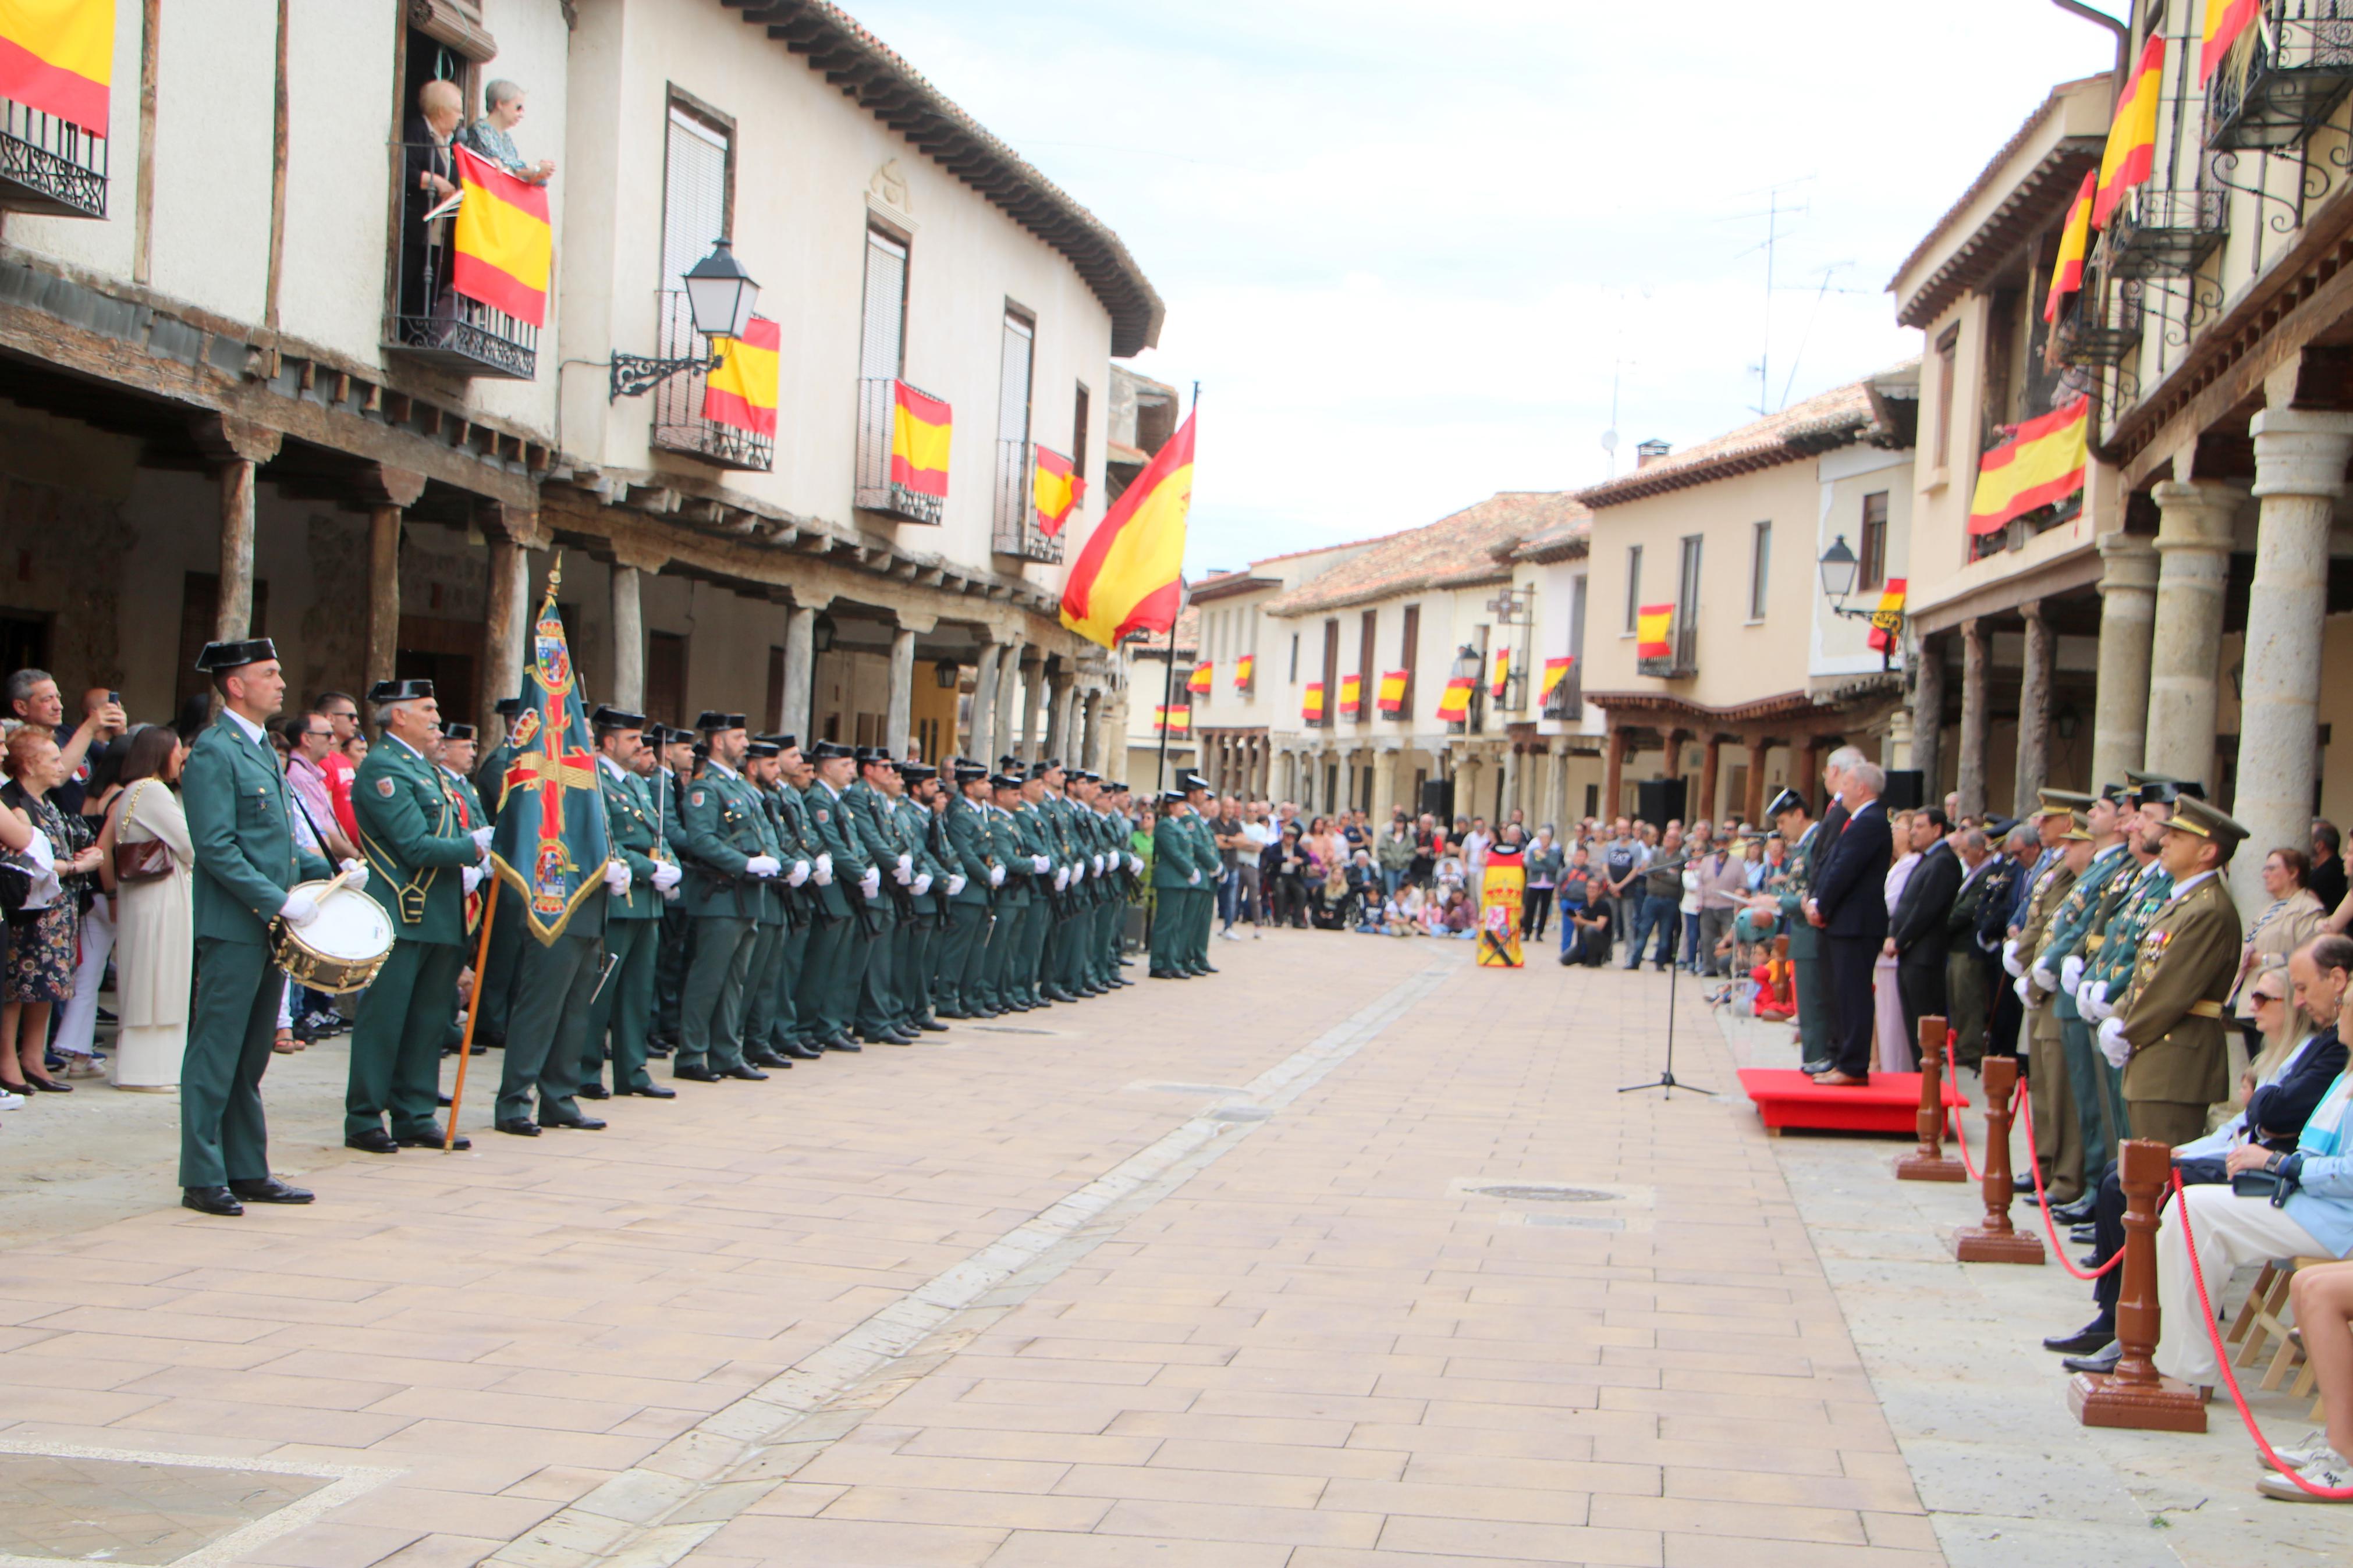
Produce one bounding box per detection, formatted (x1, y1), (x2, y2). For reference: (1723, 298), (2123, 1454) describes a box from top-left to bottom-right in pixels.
(609, 238), (761, 399)
(1817, 534), (1894, 672)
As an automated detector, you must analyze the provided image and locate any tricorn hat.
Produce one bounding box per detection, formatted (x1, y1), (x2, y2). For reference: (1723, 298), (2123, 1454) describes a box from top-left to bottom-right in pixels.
(367, 678), (434, 704)
(590, 704), (645, 732)
(810, 738), (854, 760)
(695, 711), (746, 733)
(442, 722), (477, 742)
(193, 637), (278, 674)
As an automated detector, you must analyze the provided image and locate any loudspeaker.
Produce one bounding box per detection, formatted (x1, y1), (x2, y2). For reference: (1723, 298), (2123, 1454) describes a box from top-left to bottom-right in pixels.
(1419, 777), (1453, 823)
(1882, 769), (1925, 812)
(1636, 777), (1687, 829)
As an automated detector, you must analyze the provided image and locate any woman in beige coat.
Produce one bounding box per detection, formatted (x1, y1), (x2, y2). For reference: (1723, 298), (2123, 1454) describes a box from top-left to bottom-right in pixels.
(98, 727), (193, 1090)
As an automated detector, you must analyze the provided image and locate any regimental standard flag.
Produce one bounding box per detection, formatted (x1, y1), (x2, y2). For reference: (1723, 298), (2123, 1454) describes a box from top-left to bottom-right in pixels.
(450, 147), (552, 327)
(1034, 445), (1084, 537)
(1061, 412), (1195, 648)
(1635, 605), (1674, 662)
(1490, 648), (1511, 701)
(702, 315), (779, 436)
(1187, 663), (1212, 695)
(1968, 399), (2089, 535)
(1376, 670), (1408, 716)
(1435, 677), (1475, 724)
(2202, 0), (2259, 84)
(490, 559), (611, 946)
(0, 0), (112, 137)
(1154, 705), (1191, 736)
(1233, 653), (1254, 691)
(1540, 657), (1575, 702)
(2044, 171), (2095, 323)
(1302, 682), (1325, 721)
(2093, 34), (2165, 229)
(1339, 674), (1362, 719)
(890, 382), (953, 499)
(1866, 578), (1908, 654)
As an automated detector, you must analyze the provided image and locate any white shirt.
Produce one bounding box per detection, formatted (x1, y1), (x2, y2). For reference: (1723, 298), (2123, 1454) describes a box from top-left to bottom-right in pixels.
(221, 706), (268, 746)
(2169, 869), (2219, 905)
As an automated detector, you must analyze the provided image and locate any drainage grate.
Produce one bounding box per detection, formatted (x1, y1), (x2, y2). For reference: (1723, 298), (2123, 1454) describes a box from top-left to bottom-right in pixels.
(1207, 1105), (1272, 1122)
(1521, 1213), (1624, 1230)
(1467, 1183), (1617, 1203)
(1130, 1082), (1255, 1096)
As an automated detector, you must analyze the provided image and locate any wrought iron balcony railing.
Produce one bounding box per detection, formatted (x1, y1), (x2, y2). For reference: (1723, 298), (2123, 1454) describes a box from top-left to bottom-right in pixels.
(2052, 275), (2146, 369)
(649, 291), (772, 471)
(0, 98), (105, 218)
(2102, 186), (2227, 278)
(992, 437), (1064, 562)
(2207, 1), (2353, 150)
(1539, 662), (1582, 720)
(854, 376), (947, 524)
(385, 144), (538, 380)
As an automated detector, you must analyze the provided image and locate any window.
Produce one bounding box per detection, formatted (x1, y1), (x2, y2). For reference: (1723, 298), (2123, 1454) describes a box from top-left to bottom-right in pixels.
(653, 103), (764, 466)
(1748, 521), (1772, 621)
(1859, 493), (1889, 591)
(1676, 536), (1702, 669)
(855, 227), (932, 520)
(860, 227), (908, 381)
(995, 311), (1049, 557)
(1624, 544), (1644, 633)
(1398, 603), (1421, 714)
(1933, 324), (1958, 471)
(1357, 610), (1378, 718)
(1073, 383), (1090, 480)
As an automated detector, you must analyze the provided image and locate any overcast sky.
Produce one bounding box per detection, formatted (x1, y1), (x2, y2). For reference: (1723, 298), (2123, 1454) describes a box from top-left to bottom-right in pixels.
(845, 0), (2127, 574)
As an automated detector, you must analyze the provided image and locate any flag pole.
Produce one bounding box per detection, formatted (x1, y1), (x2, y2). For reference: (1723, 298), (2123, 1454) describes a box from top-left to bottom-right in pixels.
(443, 888), (496, 1151)
(1153, 382), (1200, 800)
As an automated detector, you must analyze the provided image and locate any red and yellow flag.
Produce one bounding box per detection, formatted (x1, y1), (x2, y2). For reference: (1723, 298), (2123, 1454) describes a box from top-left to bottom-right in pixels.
(2202, 0), (2259, 84)
(1540, 657), (1574, 701)
(2044, 170), (2095, 324)
(1302, 681), (1325, 721)
(1435, 677), (1475, 724)
(1154, 705), (1191, 736)
(1033, 445), (1084, 537)
(1233, 653), (1254, 691)
(2093, 34), (2165, 229)
(452, 147), (552, 326)
(1635, 605), (1673, 662)
(1186, 663), (1212, 695)
(1968, 399), (2089, 535)
(702, 315), (779, 436)
(1376, 670), (1407, 715)
(1339, 673), (1362, 718)
(890, 383), (953, 499)
(1490, 648), (1511, 701)
(1060, 413), (1194, 648)
(0, 0), (112, 137)
(1866, 578), (1907, 653)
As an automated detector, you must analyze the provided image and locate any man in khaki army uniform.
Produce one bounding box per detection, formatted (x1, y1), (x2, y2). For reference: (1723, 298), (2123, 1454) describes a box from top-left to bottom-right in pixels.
(2007, 790), (2091, 1203)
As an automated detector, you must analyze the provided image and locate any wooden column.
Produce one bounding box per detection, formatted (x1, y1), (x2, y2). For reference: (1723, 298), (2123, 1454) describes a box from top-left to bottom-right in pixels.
(1744, 735), (1770, 826)
(1957, 617), (1990, 820)
(1603, 721), (1628, 819)
(354, 464), (424, 694)
(2015, 600), (2053, 817)
(190, 415), (282, 641)
(1912, 630), (1945, 802)
(1699, 735), (1722, 823)
(1797, 736), (1822, 813)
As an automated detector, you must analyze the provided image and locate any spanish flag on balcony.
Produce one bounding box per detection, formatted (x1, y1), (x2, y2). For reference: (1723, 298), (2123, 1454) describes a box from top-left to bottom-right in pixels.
(1376, 671), (1408, 715)
(1154, 705), (1190, 736)
(0, 0), (113, 137)
(1233, 654), (1254, 691)
(1635, 605), (1674, 662)
(2044, 170), (2095, 324)
(1540, 657), (1574, 702)
(1061, 412), (1194, 648)
(1435, 676), (1475, 724)
(2092, 33), (2165, 229)
(1490, 648), (1511, 701)
(1339, 674), (1362, 718)
(1033, 445), (1084, 538)
(702, 315), (779, 436)
(450, 147), (552, 328)
(890, 382), (953, 499)
(1967, 399), (2089, 535)
(1866, 578), (1907, 654)
(2202, 0), (2259, 85)
(1302, 682), (1325, 721)
(1187, 663), (1212, 695)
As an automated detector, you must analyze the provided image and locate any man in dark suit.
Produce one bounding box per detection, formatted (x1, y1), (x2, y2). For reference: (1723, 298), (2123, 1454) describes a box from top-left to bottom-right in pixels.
(1806, 759), (1893, 1086)
(1889, 806), (1962, 1057)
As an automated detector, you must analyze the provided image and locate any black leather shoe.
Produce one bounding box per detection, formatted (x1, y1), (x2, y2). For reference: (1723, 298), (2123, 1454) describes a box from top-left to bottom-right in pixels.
(781, 1041), (824, 1059)
(746, 1048), (790, 1068)
(917, 1018), (949, 1033)
(2069, 1225), (2098, 1245)
(825, 1035), (863, 1053)
(863, 1031), (908, 1047)
(2043, 1319), (2116, 1354)
(182, 1185), (243, 1217)
(345, 1128), (400, 1154)
(674, 1062), (722, 1082)
(936, 1008), (971, 1020)
(1046, 988), (1078, 1004)
(396, 1129), (470, 1151)
(494, 1118), (542, 1137)
(230, 1176), (314, 1204)
(2061, 1342), (2121, 1375)
(543, 1114), (608, 1130)
(1197, 965), (1220, 975)
(436, 1091), (454, 1106)
(2048, 1197), (2096, 1224)
(1150, 969), (1182, 979)
(2013, 1174), (2039, 1195)
(623, 1082), (677, 1098)
(578, 1083), (611, 1100)
(723, 1064), (771, 1080)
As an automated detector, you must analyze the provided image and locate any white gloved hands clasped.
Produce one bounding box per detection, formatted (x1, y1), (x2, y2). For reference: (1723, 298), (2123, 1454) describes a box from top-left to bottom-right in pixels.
(460, 865), (484, 895)
(2060, 954), (2085, 995)
(2096, 1016), (2132, 1069)
(1092, 853), (1105, 874)
(1127, 852), (1143, 874)
(1187, 868), (1201, 885)
(336, 857), (369, 893)
(946, 873), (967, 897)
(1054, 866), (1070, 891)
(896, 852), (913, 878)
(471, 826), (495, 854)
(2013, 973), (2034, 1007)
(2001, 939), (2024, 978)
(859, 866), (881, 898)
(2029, 959), (2057, 993)
(911, 872), (932, 896)
(814, 851), (833, 886)
(988, 863), (1006, 887)
(744, 854), (781, 878)
(787, 859), (811, 887)
(651, 861), (682, 891)
(279, 890), (320, 927)
(603, 859), (632, 895)
(1031, 854), (1050, 874)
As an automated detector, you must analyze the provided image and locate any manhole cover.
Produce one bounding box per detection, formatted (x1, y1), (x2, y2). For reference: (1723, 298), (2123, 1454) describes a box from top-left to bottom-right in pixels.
(1207, 1105), (1271, 1122)
(1467, 1183), (1617, 1203)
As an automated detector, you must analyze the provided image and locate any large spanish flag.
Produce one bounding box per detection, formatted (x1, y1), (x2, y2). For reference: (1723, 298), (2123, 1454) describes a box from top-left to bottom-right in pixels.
(1302, 682), (1325, 721)
(1635, 605), (1673, 662)
(2044, 170), (2095, 324)
(1233, 653), (1254, 691)
(1060, 412), (1194, 648)
(0, 0), (112, 137)
(1339, 673), (1362, 718)
(2202, 0), (2258, 85)
(1187, 662), (1212, 695)
(1154, 705), (1191, 736)
(890, 383), (953, 499)
(1968, 399), (2089, 535)
(1376, 670), (1407, 715)
(1490, 648), (1511, 701)
(451, 147), (552, 326)
(1034, 445), (1084, 537)
(1540, 657), (1574, 702)
(702, 315), (779, 436)
(2093, 34), (2165, 229)
(1435, 677), (1475, 724)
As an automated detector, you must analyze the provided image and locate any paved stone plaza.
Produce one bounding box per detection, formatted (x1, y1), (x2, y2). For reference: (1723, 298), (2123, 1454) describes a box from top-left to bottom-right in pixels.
(0, 934), (2338, 1567)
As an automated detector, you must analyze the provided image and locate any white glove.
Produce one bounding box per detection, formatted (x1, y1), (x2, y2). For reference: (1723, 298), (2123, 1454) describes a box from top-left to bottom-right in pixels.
(471, 826), (495, 852)
(859, 867), (881, 897)
(1032, 854), (1050, 873)
(1054, 866), (1069, 891)
(1093, 853), (1105, 874)
(336, 857), (369, 893)
(603, 860), (632, 895)
(2060, 955), (2085, 994)
(893, 861), (913, 886)
(461, 865), (484, 894)
(279, 890), (320, 927)
(651, 862), (682, 891)
(815, 851), (833, 882)
(787, 859), (811, 887)
(2013, 973), (2033, 1007)
(2029, 959), (2057, 993)
(988, 864), (1006, 888)
(2097, 1016), (2132, 1069)
(1128, 853), (1143, 874)
(1188, 869), (1201, 885)
(896, 852), (913, 877)
(912, 873), (932, 896)
(2001, 939), (2024, 978)
(946, 873), (967, 896)
(744, 854), (780, 878)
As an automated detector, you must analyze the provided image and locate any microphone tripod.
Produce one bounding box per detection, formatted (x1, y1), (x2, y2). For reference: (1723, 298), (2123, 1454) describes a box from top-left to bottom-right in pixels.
(1621, 938), (1714, 1099)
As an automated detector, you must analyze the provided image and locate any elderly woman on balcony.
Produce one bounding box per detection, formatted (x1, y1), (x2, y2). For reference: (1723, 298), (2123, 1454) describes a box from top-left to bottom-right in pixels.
(461, 80), (556, 186)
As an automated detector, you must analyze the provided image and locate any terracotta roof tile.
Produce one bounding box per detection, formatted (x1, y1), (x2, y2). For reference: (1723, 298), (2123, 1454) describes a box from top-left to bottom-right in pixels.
(1264, 493), (1591, 618)
(1574, 374), (1907, 508)
(1127, 601), (1198, 655)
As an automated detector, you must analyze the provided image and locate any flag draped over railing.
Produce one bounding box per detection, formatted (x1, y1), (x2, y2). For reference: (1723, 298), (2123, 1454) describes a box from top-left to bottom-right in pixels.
(1034, 445), (1083, 536)
(703, 315), (779, 435)
(1435, 677), (1474, 723)
(890, 382), (953, 499)
(1968, 400), (2089, 535)
(1377, 671), (1407, 716)
(1866, 579), (1907, 654)
(1339, 674), (1362, 719)
(2093, 34), (2165, 229)
(1540, 658), (1574, 703)
(2201, 0), (2258, 84)
(489, 560), (610, 945)
(2044, 172), (2094, 324)
(452, 147), (552, 327)
(1302, 681), (1325, 722)
(1187, 663), (1212, 695)
(1233, 654), (1254, 691)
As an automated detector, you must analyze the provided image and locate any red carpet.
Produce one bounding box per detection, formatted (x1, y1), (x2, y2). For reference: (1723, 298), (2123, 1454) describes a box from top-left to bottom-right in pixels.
(1738, 1068), (1967, 1136)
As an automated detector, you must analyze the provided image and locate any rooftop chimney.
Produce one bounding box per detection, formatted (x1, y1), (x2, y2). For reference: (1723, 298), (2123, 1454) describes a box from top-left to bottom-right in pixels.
(1635, 439), (1671, 468)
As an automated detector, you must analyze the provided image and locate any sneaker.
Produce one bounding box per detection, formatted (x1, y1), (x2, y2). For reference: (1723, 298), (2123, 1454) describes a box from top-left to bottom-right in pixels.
(2258, 1447), (2353, 1501)
(1219, 929), (1242, 942)
(2259, 1430), (2335, 1473)
(0, 1089), (22, 1110)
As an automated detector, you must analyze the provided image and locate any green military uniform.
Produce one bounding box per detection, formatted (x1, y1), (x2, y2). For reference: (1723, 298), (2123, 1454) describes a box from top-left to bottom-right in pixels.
(1768, 796), (1829, 1068)
(351, 716), (484, 1147)
(730, 742), (794, 1068)
(652, 753), (693, 1048)
(1151, 795), (1202, 976)
(935, 766), (998, 1017)
(584, 741), (672, 1097)
(2113, 802), (2246, 1150)
(496, 853), (608, 1131)
(843, 763), (910, 1040)
(180, 648), (333, 1198)
(754, 749), (821, 1058)
(1178, 785), (1219, 975)
(2014, 808), (2084, 1198)
(799, 756), (874, 1045)
(896, 771), (953, 1030)
(2038, 835), (2134, 1189)
(1011, 788), (1060, 1005)
(675, 730), (780, 1076)
(980, 782), (1031, 1011)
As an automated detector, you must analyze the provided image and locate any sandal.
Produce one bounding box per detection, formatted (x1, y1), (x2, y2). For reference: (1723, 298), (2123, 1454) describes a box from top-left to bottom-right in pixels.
(272, 1029), (296, 1055)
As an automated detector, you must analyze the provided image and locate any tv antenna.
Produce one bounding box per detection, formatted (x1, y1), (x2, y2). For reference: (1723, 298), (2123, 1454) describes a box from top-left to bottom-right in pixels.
(1730, 179), (1813, 416)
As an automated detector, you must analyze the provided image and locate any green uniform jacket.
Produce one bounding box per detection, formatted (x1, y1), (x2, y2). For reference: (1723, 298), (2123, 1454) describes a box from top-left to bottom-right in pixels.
(354, 735), (481, 944)
(1152, 810), (1198, 890)
(2042, 844), (2132, 1019)
(2091, 861), (2173, 1002)
(601, 762), (667, 922)
(2119, 873), (2241, 1104)
(678, 766), (776, 919)
(987, 806), (1030, 906)
(1771, 821), (1822, 961)
(775, 784), (839, 921)
(474, 742), (514, 825)
(804, 779), (871, 918)
(943, 795), (998, 907)
(184, 712), (333, 945)
(443, 766), (488, 831)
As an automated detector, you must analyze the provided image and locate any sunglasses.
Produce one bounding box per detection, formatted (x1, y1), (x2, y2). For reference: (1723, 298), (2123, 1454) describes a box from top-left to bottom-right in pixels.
(2251, 991), (2283, 1005)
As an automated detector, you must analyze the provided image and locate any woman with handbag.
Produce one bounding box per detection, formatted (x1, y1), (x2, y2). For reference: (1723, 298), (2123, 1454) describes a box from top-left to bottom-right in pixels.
(55, 732), (133, 1076)
(97, 726), (191, 1090)
(0, 728), (100, 1094)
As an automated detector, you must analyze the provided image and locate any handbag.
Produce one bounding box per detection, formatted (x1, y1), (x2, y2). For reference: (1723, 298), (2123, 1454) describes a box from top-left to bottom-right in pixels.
(112, 783), (172, 886)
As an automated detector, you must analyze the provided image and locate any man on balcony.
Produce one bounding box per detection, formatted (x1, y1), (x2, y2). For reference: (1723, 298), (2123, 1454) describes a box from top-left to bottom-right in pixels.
(399, 80), (463, 331)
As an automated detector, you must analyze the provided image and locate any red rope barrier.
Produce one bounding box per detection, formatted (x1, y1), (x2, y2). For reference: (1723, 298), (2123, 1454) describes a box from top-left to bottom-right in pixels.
(2173, 1169), (2353, 1499)
(1943, 1076), (2013, 1185)
(2014, 1090), (2123, 1281)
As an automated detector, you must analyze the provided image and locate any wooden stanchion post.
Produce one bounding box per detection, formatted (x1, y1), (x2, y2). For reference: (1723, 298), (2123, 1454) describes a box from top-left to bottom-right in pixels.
(1896, 1015), (1965, 1181)
(1952, 1055), (2043, 1263)
(2070, 1137), (2206, 1432)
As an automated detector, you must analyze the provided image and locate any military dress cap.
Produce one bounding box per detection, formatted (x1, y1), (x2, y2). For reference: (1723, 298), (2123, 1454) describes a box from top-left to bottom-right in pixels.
(2098, 781), (2129, 803)
(2061, 811), (2093, 841)
(998, 754), (1023, 773)
(1181, 773), (1211, 794)
(810, 738), (854, 760)
(755, 732), (797, 751)
(1986, 815), (2018, 837)
(695, 710), (746, 733)
(2166, 794), (2249, 845)
(193, 636), (278, 673)
(2126, 769), (2205, 805)
(1027, 759), (1055, 781)
(1766, 786), (1808, 818)
(443, 722), (477, 742)
(990, 772), (1024, 791)
(952, 758), (988, 781)
(1160, 789), (1187, 806)
(494, 696), (526, 719)
(745, 739), (781, 759)
(590, 704), (646, 732)
(367, 678), (434, 703)
(2036, 787), (2095, 816)
(897, 760), (936, 783)
(691, 739), (709, 758)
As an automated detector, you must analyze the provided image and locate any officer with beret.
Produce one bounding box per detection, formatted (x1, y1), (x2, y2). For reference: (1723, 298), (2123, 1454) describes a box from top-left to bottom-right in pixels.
(674, 713), (780, 1082)
(582, 707), (679, 1100)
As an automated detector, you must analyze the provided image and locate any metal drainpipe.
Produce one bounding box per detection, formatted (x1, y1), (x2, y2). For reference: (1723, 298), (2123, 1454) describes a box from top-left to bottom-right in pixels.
(2049, 0), (2131, 94)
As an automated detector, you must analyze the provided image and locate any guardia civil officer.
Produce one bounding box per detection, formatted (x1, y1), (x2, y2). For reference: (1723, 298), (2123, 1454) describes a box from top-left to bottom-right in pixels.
(673, 713), (780, 1080)
(756, 734), (823, 1059)
(584, 707), (678, 1098)
(735, 737), (798, 1069)
(796, 739), (867, 1051)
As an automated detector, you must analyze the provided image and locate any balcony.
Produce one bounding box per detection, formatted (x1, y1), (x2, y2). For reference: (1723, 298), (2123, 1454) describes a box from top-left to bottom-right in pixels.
(385, 145), (537, 381)
(2101, 186), (2227, 279)
(2052, 275), (2145, 370)
(854, 376), (947, 524)
(1540, 660), (1582, 720)
(2207, 1), (2353, 151)
(0, 98), (105, 218)
(992, 438), (1064, 563)
(649, 291), (771, 471)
